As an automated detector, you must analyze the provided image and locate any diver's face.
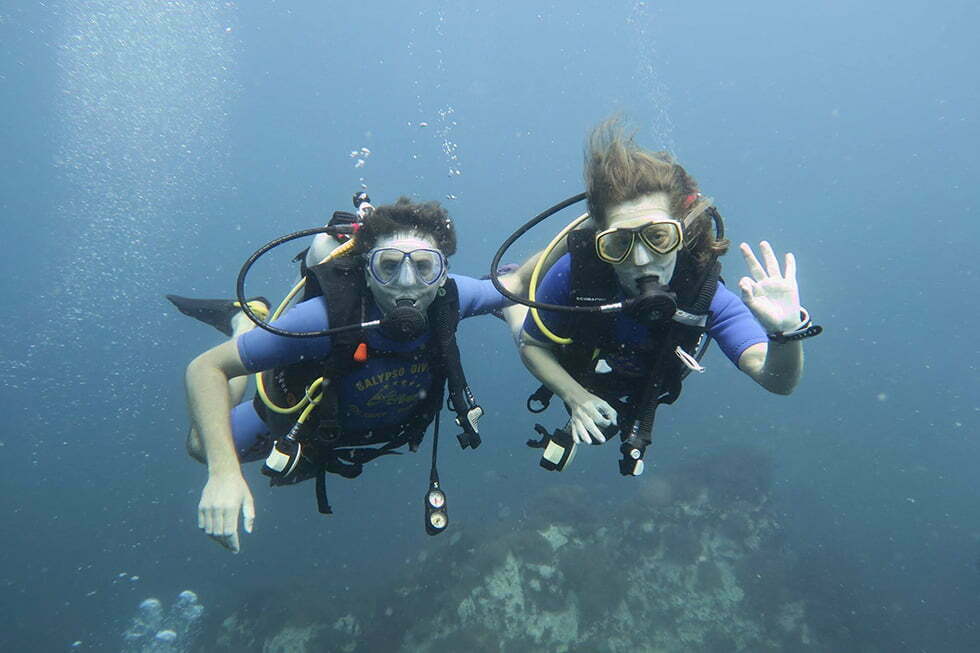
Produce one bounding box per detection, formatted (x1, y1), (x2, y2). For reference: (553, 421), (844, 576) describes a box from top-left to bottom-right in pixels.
(603, 193), (678, 297)
(364, 232), (447, 316)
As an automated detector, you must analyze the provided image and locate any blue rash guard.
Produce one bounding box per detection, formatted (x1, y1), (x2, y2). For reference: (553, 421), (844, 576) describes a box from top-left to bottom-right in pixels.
(523, 254), (767, 377)
(231, 274), (507, 461)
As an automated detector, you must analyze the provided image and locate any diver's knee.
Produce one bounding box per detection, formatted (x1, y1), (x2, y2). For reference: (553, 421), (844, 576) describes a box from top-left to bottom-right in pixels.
(186, 428), (206, 464)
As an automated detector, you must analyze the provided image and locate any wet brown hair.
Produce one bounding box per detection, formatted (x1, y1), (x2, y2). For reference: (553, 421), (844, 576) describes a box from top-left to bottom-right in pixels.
(353, 196), (457, 257)
(584, 117), (729, 267)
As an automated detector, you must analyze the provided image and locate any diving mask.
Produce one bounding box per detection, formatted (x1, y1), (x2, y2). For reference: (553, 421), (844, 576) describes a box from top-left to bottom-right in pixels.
(365, 236), (448, 322)
(595, 219), (683, 264)
(368, 248), (446, 286)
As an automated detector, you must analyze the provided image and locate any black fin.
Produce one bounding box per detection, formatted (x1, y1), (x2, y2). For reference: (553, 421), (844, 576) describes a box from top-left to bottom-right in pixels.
(165, 295), (268, 337)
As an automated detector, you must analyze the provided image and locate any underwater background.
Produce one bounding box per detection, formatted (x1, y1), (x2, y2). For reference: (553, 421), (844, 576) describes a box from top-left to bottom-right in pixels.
(1, 1), (978, 651)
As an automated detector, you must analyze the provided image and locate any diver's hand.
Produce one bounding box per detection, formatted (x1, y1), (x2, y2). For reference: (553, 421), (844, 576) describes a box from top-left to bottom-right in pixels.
(198, 472), (255, 554)
(738, 241), (802, 333)
(564, 388), (617, 444)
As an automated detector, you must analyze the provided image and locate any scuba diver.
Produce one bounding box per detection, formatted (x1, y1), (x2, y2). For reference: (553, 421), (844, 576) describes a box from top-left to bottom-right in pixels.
(494, 118), (820, 475)
(173, 196), (530, 553)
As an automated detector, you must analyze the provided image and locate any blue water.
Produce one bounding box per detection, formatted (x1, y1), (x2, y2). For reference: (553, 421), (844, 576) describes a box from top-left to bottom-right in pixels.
(1, 1), (978, 650)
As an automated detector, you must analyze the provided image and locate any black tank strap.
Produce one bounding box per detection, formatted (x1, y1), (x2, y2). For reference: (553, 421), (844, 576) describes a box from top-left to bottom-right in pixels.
(310, 425), (430, 515)
(314, 466), (331, 514)
(429, 279), (480, 446)
(312, 256), (370, 442)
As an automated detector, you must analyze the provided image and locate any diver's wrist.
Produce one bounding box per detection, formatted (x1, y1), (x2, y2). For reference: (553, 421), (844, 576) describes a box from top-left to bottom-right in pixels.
(767, 307), (822, 344)
(557, 383), (589, 406)
(767, 306), (803, 333)
(207, 461), (243, 479)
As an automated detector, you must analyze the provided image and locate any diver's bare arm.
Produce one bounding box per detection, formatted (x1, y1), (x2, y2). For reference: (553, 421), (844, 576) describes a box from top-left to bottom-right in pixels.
(518, 331), (590, 405)
(185, 339), (250, 477)
(510, 253), (541, 291)
(736, 241), (805, 395)
(497, 256), (540, 341)
(186, 340), (256, 552)
(737, 340), (803, 396)
(519, 330), (616, 442)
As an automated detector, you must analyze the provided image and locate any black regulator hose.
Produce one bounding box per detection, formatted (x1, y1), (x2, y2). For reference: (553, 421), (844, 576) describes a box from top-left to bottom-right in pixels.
(705, 205), (725, 241)
(235, 225), (375, 339)
(489, 192), (612, 314)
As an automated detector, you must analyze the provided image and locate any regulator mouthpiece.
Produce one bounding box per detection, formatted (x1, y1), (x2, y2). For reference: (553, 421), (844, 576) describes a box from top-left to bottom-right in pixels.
(380, 300), (428, 341)
(627, 278), (677, 322)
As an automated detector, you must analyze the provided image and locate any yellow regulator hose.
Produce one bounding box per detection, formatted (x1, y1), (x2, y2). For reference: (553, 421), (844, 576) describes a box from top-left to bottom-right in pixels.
(529, 213), (590, 346)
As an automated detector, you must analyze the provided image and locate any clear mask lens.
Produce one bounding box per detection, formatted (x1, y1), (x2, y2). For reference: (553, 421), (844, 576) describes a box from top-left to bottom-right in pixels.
(596, 220), (682, 263)
(639, 222), (681, 254)
(596, 230), (635, 262)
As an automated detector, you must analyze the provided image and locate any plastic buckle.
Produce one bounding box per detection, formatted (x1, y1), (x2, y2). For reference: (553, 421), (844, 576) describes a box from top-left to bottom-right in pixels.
(455, 406), (483, 449)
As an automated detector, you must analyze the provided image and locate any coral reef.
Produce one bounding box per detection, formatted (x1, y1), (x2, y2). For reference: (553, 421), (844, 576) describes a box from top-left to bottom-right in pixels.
(204, 445), (849, 652)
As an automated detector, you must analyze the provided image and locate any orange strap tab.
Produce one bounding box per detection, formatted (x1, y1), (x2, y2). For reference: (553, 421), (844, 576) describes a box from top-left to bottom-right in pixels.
(353, 342), (368, 363)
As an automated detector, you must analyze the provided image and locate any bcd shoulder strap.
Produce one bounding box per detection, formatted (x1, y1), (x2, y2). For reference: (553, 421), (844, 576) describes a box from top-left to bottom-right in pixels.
(426, 278), (483, 449)
(567, 228), (617, 306)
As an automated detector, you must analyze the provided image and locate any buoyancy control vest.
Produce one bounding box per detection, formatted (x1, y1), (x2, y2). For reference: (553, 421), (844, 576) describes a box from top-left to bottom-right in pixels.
(253, 253), (480, 512)
(527, 228), (721, 474)
(564, 228), (718, 395)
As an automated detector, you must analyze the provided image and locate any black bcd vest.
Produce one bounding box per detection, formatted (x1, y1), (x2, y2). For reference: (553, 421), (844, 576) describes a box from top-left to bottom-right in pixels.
(531, 228), (720, 434)
(253, 255), (465, 479)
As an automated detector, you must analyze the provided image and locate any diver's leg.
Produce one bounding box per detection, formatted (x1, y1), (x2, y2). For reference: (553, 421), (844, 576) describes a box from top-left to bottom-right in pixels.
(187, 399), (270, 464)
(168, 295), (268, 402)
(166, 295), (269, 338)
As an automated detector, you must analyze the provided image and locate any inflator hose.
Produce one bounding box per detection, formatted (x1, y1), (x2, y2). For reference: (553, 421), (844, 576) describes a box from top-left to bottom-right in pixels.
(489, 193), (614, 314)
(236, 226), (372, 338)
